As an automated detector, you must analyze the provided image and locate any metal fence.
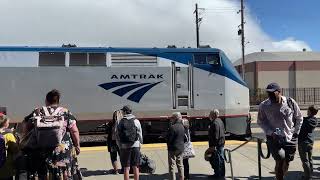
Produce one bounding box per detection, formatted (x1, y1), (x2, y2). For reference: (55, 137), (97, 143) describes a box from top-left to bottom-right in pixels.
(250, 88), (320, 105)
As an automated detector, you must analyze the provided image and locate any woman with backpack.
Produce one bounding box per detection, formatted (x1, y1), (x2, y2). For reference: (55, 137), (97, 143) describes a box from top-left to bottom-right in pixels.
(21, 89), (81, 180)
(0, 113), (19, 180)
(106, 110), (123, 174)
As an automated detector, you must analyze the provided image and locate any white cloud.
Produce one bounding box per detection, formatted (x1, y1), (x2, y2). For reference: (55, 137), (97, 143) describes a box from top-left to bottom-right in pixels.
(271, 37), (310, 51)
(0, 0), (311, 61)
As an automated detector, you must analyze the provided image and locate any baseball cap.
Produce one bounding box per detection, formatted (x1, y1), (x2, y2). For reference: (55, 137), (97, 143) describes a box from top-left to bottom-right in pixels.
(121, 105), (132, 113)
(266, 82), (281, 92)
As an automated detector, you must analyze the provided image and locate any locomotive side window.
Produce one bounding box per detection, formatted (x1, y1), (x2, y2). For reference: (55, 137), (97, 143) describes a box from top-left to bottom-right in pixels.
(69, 53), (106, 66)
(89, 53), (106, 66)
(194, 53), (220, 65)
(207, 54), (220, 65)
(70, 53), (87, 66)
(194, 54), (207, 64)
(39, 52), (65, 66)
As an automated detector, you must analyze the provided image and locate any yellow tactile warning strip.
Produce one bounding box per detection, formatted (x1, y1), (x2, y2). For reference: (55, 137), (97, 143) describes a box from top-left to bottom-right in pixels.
(80, 140), (320, 152)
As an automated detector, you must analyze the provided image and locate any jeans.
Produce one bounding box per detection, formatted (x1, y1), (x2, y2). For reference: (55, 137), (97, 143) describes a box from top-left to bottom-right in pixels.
(298, 143), (313, 179)
(168, 150), (184, 180)
(209, 146), (225, 177)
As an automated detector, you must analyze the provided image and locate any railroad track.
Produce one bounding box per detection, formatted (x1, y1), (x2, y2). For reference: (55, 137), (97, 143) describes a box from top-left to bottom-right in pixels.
(80, 133), (107, 147)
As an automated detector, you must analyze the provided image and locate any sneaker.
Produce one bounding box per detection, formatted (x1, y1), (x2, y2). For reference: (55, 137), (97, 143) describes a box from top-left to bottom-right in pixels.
(114, 170), (119, 175)
(110, 169), (119, 175)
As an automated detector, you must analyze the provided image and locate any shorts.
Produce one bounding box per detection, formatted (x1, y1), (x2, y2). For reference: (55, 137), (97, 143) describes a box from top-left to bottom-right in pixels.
(266, 136), (296, 162)
(120, 147), (141, 168)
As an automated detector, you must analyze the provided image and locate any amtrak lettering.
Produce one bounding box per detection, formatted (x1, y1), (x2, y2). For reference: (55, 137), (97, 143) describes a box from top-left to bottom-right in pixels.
(111, 74), (163, 80)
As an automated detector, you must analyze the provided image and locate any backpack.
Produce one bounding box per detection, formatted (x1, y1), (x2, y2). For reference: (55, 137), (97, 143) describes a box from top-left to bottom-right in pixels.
(118, 118), (138, 143)
(286, 97), (297, 126)
(34, 106), (65, 148)
(140, 153), (156, 174)
(0, 133), (6, 168)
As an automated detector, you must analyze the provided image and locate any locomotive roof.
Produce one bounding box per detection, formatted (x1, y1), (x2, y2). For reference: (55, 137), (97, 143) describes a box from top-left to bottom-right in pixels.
(0, 46), (221, 54)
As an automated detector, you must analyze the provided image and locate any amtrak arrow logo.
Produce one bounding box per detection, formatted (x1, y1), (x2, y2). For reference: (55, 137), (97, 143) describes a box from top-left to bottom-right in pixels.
(99, 81), (163, 103)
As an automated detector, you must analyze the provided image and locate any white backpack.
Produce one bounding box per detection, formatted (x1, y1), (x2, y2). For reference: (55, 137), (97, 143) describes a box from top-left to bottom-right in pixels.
(34, 106), (65, 149)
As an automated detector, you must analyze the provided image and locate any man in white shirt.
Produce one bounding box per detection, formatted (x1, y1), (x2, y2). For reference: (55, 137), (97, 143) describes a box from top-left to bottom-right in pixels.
(258, 83), (303, 180)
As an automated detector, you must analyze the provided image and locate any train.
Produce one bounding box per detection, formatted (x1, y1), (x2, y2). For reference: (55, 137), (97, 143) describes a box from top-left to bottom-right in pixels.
(0, 46), (250, 138)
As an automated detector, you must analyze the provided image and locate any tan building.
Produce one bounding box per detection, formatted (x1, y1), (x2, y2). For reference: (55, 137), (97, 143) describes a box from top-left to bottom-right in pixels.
(234, 50), (320, 104)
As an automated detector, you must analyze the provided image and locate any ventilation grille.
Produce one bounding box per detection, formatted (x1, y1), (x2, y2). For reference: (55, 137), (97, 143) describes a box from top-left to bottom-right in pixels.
(111, 53), (157, 67)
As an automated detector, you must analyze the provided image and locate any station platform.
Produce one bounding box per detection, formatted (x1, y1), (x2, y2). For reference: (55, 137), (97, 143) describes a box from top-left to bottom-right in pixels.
(78, 141), (320, 180)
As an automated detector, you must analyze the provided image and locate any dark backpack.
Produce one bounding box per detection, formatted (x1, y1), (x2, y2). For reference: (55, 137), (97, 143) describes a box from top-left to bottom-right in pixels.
(140, 153), (156, 174)
(0, 133), (6, 168)
(118, 118), (138, 143)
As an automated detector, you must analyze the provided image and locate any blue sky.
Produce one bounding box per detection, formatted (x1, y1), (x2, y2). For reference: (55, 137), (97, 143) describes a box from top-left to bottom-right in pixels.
(247, 0), (320, 51)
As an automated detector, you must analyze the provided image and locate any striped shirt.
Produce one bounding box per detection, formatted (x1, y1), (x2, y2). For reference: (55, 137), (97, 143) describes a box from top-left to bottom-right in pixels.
(257, 96), (303, 142)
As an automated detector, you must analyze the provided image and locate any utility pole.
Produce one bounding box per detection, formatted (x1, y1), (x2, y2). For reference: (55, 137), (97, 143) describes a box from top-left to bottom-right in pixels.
(240, 0), (245, 80)
(194, 3), (204, 48)
(195, 3), (200, 48)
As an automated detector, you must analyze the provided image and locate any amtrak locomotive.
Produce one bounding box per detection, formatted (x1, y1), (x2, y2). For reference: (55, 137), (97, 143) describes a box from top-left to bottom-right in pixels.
(0, 46), (250, 137)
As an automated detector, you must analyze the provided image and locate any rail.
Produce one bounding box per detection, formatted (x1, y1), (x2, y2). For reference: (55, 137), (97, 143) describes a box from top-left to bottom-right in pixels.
(250, 87), (320, 105)
(224, 137), (270, 180)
